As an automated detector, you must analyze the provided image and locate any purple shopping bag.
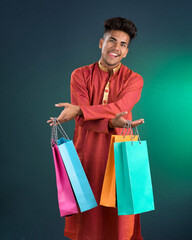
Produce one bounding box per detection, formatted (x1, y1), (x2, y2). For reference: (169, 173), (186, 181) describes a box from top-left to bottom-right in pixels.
(52, 141), (78, 217)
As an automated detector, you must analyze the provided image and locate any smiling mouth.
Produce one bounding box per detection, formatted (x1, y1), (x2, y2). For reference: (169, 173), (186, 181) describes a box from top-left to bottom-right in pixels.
(108, 52), (119, 58)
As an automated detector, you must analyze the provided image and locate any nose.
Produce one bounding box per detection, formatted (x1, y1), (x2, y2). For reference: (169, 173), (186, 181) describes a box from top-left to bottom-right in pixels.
(113, 41), (120, 52)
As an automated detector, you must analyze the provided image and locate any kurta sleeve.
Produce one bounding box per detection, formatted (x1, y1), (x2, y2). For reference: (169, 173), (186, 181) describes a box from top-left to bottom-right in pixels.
(80, 72), (143, 121)
(70, 69), (113, 134)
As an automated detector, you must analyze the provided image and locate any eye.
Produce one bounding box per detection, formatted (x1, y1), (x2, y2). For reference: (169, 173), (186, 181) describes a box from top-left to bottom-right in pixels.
(121, 43), (127, 48)
(109, 39), (115, 42)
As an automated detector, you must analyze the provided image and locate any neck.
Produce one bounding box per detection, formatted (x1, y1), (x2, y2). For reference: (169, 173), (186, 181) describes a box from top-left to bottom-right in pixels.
(99, 59), (120, 76)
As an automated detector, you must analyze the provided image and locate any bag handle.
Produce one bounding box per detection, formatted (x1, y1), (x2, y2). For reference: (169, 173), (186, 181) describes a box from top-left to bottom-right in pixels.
(121, 120), (141, 144)
(51, 118), (69, 146)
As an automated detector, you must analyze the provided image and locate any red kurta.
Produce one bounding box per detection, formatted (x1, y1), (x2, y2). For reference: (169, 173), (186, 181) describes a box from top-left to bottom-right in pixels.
(64, 62), (143, 240)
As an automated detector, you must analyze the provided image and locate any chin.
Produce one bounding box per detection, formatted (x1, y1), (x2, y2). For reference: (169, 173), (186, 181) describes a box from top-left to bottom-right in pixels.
(108, 61), (120, 66)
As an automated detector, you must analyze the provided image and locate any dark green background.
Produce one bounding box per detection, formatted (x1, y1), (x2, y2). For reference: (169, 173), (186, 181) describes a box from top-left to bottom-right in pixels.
(1, 0), (192, 239)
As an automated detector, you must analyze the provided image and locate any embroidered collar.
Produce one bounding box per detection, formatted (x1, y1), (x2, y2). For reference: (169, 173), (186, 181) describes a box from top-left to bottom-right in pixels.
(98, 60), (121, 74)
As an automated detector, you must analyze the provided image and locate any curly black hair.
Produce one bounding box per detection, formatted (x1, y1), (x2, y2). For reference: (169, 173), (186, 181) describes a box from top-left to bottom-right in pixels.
(104, 17), (137, 42)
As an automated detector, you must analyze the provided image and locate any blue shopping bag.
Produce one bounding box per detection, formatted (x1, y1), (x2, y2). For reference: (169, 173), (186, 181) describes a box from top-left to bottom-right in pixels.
(114, 122), (155, 215)
(53, 119), (97, 212)
(58, 138), (97, 212)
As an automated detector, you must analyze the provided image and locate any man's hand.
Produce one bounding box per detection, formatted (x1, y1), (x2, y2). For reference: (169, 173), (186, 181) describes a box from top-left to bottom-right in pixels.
(110, 112), (144, 128)
(47, 103), (82, 126)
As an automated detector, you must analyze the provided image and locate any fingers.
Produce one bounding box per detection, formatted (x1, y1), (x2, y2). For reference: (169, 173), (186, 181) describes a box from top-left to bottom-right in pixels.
(121, 111), (128, 116)
(131, 119), (144, 127)
(47, 117), (53, 126)
(47, 117), (53, 123)
(115, 111), (128, 118)
(55, 103), (69, 107)
(139, 119), (144, 124)
(47, 117), (58, 126)
(135, 119), (144, 124)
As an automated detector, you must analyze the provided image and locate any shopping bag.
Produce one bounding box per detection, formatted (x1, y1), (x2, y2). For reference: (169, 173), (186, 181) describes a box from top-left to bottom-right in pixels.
(114, 123), (155, 215)
(100, 125), (138, 207)
(52, 142), (78, 217)
(54, 119), (97, 212)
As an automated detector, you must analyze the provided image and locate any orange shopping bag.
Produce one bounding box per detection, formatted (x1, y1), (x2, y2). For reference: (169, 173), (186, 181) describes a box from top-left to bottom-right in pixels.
(100, 134), (138, 207)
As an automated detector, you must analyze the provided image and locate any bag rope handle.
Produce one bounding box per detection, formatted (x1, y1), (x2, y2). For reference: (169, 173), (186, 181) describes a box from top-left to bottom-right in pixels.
(51, 118), (70, 146)
(121, 120), (141, 144)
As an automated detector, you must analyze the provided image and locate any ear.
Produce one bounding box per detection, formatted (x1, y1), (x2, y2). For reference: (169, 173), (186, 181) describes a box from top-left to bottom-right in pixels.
(123, 48), (129, 58)
(99, 38), (104, 49)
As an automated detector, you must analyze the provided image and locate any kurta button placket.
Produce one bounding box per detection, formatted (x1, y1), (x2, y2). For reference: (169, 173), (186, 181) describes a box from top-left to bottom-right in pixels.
(102, 79), (111, 105)
(98, 60), (121, 105)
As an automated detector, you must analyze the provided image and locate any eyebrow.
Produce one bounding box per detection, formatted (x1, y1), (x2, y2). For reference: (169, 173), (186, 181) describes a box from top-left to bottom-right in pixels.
(109, 37), (128, 46)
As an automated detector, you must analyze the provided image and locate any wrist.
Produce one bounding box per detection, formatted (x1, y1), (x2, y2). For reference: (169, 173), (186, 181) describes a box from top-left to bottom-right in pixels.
(108, 119), (114, 129)
(77, 106), (83, 117)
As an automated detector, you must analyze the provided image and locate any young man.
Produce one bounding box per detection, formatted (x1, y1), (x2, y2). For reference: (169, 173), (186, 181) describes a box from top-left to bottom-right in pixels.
(48, 17), (144, 240)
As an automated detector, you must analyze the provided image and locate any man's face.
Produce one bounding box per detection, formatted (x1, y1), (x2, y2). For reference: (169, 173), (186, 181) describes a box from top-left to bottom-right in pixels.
(99, 30), (130, 68)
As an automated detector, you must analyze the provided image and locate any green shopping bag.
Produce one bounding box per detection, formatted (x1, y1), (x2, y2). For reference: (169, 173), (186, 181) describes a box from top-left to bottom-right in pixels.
(114, 122), (155, 215)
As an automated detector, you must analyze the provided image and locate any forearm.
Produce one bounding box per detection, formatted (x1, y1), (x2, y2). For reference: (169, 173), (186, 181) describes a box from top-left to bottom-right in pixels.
(80, 87), (142, 121)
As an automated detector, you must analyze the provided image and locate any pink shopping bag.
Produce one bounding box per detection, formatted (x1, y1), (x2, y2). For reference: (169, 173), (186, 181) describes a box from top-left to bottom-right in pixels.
(52, 141), (78, 217)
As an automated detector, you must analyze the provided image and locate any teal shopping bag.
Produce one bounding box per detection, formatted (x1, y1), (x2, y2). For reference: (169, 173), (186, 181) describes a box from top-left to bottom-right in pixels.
(114, 124), (155, 215)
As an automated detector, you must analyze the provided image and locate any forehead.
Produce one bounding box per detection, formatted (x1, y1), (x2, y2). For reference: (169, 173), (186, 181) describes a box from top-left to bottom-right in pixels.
(105, 30), (130, 43)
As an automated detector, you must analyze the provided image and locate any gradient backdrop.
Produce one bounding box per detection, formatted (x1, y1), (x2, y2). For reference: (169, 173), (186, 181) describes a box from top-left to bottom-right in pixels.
(1, 0), (192, 239)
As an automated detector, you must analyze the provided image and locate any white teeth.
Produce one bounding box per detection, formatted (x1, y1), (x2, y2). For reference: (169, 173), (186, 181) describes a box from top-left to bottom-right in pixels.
(110, 52), (118, 56)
